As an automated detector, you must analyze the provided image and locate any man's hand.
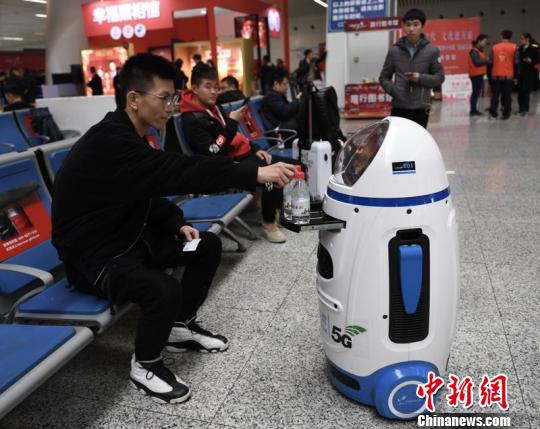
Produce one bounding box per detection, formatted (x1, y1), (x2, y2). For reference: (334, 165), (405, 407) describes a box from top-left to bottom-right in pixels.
(296, 91), (303, 99)
(405, 72), (420, 82)
(257, 162), (296, 188)
(255, 149), (272, 165)
(229, 105), (247, 122)
(179, 225), (199, 242)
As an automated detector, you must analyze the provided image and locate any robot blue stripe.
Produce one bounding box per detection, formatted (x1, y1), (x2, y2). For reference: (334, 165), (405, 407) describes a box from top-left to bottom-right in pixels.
(392, 171), (416, 175)
(327, 187), (450, 207)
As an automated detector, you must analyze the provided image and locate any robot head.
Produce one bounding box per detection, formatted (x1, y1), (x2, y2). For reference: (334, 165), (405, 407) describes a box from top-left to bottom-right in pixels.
(334, 120), (389, 187)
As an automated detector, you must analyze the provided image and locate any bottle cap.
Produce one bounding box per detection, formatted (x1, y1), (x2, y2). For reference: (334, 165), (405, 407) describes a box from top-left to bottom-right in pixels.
(294, 165), (302, 172)
(296, 171), (305, 180)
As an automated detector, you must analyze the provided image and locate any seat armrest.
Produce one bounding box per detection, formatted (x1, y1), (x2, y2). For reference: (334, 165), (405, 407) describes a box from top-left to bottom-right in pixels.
(60, 129), (81, 139)
(0, 263), (54, 287)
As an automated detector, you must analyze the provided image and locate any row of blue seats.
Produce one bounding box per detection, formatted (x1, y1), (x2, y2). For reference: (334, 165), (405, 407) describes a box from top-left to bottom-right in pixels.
(0, 108), (81, 155)
(0, 95), (296, 417)
(0, 123), (257, 417)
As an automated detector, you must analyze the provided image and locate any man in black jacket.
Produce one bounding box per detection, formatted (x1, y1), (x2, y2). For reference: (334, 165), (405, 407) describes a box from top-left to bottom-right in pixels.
(216, 75), (246, 105)
(86, 66), (104, 96)
(52, 54), (294, 404)
(379, 9), (444, 128)
(180, 64), (297, 243)
(261, 69), (301, 132)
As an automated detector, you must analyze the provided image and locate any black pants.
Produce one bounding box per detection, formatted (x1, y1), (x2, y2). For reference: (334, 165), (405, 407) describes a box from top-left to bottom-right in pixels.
(241, 153), (299, 223)
(490, 79), (513, 117)
(469, 75), (484, 113)
(518, 81), (532, 113)
(108, 231), (222, 361)
(391, 108), (430, 129)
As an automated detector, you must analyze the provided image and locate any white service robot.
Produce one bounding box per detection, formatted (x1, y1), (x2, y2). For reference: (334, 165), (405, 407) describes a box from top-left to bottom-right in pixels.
(316, 117), (459, 419)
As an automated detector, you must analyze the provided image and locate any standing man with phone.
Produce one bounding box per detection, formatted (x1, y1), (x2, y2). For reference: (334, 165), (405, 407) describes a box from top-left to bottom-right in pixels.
(379, 8), (445, 128)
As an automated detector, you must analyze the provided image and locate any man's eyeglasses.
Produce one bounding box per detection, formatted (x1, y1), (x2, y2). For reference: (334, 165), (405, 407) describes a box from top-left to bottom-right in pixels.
(134, 90), (179, 107)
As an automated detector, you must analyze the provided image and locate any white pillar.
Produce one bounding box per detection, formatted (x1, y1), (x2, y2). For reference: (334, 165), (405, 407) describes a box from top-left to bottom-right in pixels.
(45, 0), (88, 84)
(325, 0), (398, 108)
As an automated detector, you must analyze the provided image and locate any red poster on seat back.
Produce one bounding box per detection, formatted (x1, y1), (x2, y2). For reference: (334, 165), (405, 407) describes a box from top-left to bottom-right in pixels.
(0, 184), (51, 261)
(243, 108), (263, 139)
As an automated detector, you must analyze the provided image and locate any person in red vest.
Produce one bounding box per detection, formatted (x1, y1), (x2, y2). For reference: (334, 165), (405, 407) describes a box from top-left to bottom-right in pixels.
(489, 30), (518, 120)
(468, 34), (489, 116)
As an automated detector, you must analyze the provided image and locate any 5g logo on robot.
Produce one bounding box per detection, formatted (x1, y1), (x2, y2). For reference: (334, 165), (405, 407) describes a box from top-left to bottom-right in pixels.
(331, 325), (366, 348)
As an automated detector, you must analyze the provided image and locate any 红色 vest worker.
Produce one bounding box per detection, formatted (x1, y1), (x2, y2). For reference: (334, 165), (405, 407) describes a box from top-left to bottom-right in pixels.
(492, 41), (517, 78)
(468, 47), (487, 77)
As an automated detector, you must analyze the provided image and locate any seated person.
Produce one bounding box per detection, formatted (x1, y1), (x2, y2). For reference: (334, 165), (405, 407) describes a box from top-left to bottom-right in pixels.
(217, 75), (246, 105)
(3, 76), (31, 111)
(261, 69), (301, 132)
(52, 53), (294, 404)
(180, 64), (298, 243)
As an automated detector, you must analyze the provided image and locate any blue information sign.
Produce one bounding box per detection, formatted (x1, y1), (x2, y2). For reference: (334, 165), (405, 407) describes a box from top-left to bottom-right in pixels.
(328, 0), (389, 33)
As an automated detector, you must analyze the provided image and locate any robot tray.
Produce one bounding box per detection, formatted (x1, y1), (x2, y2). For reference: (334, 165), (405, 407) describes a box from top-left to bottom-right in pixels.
(280, 206), (346, 233)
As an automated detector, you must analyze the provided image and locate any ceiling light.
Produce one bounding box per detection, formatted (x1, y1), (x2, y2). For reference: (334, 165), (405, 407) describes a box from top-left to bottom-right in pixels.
(0, 37), (24, 41)
(23, 0), (47, 4)
(313, 0), (328, 7)
(35, 13), (47, 18)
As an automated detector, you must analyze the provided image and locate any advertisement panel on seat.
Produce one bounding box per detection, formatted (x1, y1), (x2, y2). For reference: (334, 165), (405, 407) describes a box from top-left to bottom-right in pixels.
(0, 183), (50, 260)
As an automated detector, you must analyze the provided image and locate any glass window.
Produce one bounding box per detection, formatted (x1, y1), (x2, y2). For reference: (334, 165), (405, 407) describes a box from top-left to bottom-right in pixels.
(334, 120), (389, 186)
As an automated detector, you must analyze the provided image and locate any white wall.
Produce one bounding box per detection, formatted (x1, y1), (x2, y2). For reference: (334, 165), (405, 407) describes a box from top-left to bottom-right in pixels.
(45, 0), (88, 85)
(326, 0), (397, 107)
(289, 13), (327, 71)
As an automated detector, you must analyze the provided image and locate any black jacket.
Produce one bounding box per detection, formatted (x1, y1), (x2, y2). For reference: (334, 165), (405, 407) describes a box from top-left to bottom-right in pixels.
(52, 109), (257, 285)
(217, 89), (246, 105)
(518, 44), (540, 88)
(180, 91), (259, 158)
(87, 74), (103, 95)
(261, 90), (299, 130)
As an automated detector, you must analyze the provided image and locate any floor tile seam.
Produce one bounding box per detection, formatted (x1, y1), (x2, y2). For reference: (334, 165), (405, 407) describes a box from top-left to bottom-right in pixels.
(483, 263), (532, 422)
(208, 307), (283, 422)
(271, 246), (318, 316)
(39, 386), (221, 425)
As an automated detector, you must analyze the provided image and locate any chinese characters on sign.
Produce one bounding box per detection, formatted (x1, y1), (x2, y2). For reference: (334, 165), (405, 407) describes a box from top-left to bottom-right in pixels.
(92, 1), (161, 25)
(416, 372), (509, 412)
(344, 83), (392, 119)
(81, 0), (173, 39)
(344, 16), (400, 32)
(328, 0), (388, 33)
(423, 18), (480, 76)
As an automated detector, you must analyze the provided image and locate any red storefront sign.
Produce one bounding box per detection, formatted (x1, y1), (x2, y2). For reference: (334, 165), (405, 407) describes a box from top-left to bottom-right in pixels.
(81, 0), (173, 38)
(344, 83), (392, 119)
(344, 16), (401, 32)
(423, 18), (480, 75)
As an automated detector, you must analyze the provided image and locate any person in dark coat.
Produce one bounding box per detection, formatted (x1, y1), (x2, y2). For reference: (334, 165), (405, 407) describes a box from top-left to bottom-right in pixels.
(52, 53), (294, 404)
(173, 59), (189, 91)
(517, 33), (540, 115)
(86, 66), (103, 95)
(2, 76), (32, 111)
(259, 55), (275, 94)
(217, 75), (246, 104)
(260, 69), (301, 132)
(296, 49), (325, 85)
(180, 64), (298, 244)
(379, 8), (445, 128)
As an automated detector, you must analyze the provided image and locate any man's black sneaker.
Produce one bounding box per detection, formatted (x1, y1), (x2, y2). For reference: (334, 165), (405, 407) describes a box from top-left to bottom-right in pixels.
(129, 355), (191, 404)
(166, 319), (229, 353)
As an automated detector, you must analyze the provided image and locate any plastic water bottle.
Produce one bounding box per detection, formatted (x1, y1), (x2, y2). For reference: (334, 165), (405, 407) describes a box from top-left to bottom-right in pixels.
(292, 171), (310, 225)
(283, 165), (302, 221)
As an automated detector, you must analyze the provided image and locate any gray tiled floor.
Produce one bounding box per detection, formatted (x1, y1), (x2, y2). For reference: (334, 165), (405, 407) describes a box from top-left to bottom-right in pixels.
(3, 94), (539, 428)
